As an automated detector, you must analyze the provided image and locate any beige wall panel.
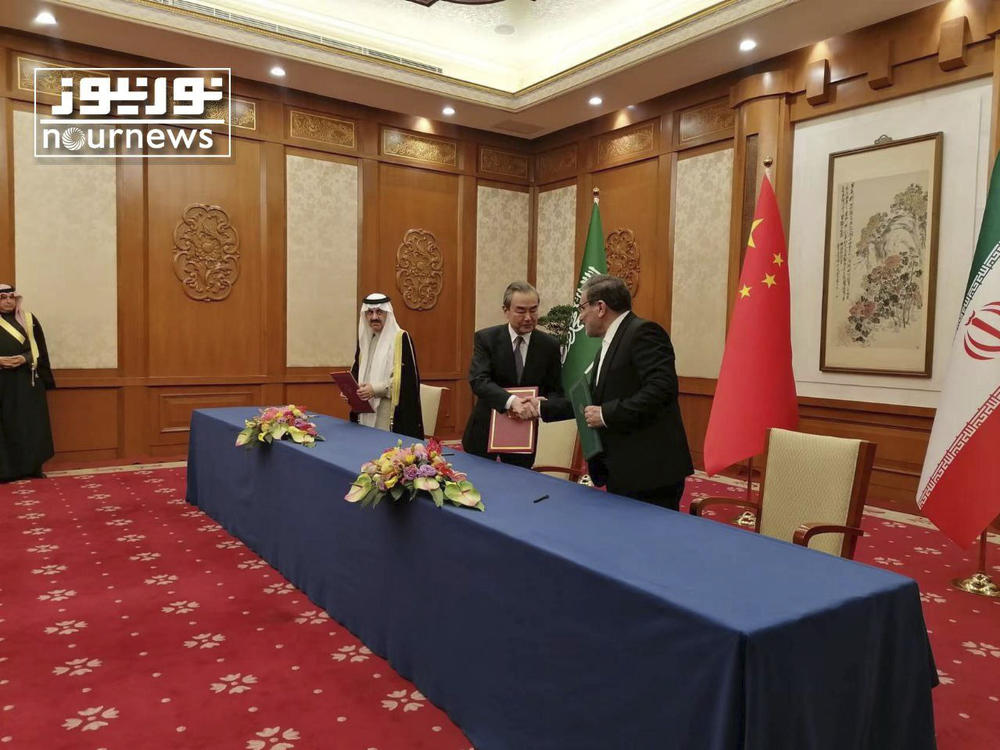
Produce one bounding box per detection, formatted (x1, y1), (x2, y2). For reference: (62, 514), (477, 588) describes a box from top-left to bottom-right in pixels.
(536, 184), (577, 313)
(13, 110), (117, 369)
(789, 78), (991, 407)
(286, 154), (359, 367)
(672, 148), (733, 378)
(476, 185), (529, 330)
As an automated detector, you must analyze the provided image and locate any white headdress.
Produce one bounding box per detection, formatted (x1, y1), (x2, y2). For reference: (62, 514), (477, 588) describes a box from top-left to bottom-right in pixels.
(357, 293), (401, 427)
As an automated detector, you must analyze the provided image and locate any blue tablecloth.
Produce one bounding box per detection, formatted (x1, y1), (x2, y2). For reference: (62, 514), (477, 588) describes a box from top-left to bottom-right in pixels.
(187, 408), (936, 750)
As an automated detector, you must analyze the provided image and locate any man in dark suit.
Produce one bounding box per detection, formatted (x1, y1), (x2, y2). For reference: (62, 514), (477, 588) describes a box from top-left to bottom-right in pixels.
(462, 282), (571, 468)
(580, 275), (693, 510)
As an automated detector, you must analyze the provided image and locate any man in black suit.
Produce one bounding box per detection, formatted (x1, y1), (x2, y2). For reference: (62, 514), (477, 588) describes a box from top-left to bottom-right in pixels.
(462, 282), (571, 468)
(580, 275), (693, 510)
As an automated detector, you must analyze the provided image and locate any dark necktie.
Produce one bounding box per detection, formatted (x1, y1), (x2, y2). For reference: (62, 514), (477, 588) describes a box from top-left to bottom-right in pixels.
(513, 336), (524, 384)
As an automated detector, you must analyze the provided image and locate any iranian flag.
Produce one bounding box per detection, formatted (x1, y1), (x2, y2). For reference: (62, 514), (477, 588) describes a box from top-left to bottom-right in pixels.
(918, 152), (1000, 546)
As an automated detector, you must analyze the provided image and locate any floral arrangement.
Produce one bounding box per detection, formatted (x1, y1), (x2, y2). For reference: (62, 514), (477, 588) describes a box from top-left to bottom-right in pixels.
(235, 405), (324, 448)
(345, 439), (484, 511)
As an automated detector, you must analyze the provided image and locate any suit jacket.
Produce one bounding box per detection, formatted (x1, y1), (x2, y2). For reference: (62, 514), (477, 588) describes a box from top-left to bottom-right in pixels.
(462, 324), (572, 460)
(587, 312), (693, 495)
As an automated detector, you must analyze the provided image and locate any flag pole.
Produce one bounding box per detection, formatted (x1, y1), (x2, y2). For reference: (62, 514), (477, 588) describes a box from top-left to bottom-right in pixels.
(950, 521), (1000, 598)
(732, 156), (775, 531)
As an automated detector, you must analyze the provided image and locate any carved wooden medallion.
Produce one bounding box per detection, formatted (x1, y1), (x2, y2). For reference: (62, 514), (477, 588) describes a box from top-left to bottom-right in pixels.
(395, 229), (444, 311)
(172, 204), (241, 301)
(605, 229), (640, 296)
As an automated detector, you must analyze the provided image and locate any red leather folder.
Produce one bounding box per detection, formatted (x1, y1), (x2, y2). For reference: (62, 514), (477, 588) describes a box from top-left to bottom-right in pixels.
(330, 370), (375, 413)
(487, 386), (539, 454)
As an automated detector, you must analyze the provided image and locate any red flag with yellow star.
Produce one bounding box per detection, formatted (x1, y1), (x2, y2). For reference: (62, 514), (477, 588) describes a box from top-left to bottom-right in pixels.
(703, 175), (798, 475)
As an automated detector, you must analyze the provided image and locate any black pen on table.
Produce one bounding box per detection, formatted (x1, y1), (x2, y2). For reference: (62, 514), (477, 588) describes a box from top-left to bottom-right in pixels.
(533, 494), (549, 504)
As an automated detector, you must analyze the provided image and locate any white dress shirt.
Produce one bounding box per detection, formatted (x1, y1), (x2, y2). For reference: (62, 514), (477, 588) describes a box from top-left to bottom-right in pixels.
(504, 325), (532, 411)
(593, 312), (627, 427)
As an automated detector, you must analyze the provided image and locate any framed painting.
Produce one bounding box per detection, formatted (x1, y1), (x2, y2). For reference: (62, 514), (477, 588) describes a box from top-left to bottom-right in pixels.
(820, 132), (942, 376)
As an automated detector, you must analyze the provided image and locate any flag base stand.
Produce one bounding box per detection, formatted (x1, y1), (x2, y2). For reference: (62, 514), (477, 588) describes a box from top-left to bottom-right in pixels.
(735, 511), (758, 528)
(949, 572), (1000, 598)
(949, 528), (999, 598)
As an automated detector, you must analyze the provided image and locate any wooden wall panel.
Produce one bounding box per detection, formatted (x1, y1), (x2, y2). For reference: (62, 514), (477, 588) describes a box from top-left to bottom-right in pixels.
(376, 163), (462, 379)
(285, 383), (350, 421)
(48, 389), (118, 454)
(590, 158), (660, 319)
(146, 138), (265, 377)
(151, 387), (261, 446)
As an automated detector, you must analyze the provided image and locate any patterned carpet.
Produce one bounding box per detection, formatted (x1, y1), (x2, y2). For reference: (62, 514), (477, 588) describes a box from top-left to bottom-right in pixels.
(1, 466), (998, 749)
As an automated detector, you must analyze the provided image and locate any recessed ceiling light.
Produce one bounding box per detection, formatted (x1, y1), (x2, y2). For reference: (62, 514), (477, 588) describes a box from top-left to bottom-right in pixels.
(269, 65), (286, 78)
(739, 38), (757, 52)
(34, 11), (57, 25)
(588, 96), (603, 106)
(442, 106), (455, 116)
(495, 24), (515, 35)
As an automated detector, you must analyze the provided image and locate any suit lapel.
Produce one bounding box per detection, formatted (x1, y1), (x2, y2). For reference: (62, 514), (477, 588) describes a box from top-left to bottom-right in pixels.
(594, 312), (633, 401)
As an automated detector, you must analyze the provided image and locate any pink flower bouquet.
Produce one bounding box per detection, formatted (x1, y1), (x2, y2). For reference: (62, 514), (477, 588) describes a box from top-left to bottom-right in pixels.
(344, 439), (484, 511)
(235, 405), (324, 448)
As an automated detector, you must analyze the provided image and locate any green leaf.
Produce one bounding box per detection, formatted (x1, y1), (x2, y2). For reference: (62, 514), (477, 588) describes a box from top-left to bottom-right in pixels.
(430, 487), (444, 508)
(444, 480), (483, 508)
(390, 485), (404, 501)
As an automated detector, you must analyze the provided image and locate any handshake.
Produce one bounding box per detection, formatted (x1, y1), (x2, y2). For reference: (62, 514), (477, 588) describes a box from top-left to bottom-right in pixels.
(508, 396), (545, 421)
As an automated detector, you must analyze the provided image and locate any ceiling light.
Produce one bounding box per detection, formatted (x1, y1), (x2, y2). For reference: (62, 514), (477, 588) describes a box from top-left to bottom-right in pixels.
(739, 39), (757, 52)
(495, 24), (515, 35)
(442, 106), (455, 116)
(34, 11), (57, 25)
(588, 96), (603, 106)
(269, 65), (286, 78)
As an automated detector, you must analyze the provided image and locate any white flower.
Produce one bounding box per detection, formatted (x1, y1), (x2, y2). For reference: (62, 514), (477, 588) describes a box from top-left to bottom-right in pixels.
(263, 583), (295, 595)
(920, 592), (946, 604)
(381, 689), (425, 712)
(87, 493), (111, 500)
(197, 523), (220, 532)
(962, 641), (1000, 658)
(12, 488), (36, 495)
(17, 512), (45, 520)
(181, 510), (204, 518)
(81, 482), (102, 488)
(145, 574), (179, 586)
(331, 645), (371, 663)
(184, 633), (226, 649)
(105, 518), (133, 527)
(95, 505), (121, 513)
(32, 564), (67, 576)
(937, 669), (955, 685)
(144, 478), (165, 484)
(53, 657), (102, 677)
(62, 705), (119, 732)
(238, 559), (267, 571)
(23, 527), (51, 536)
(210, 673), (258, 694)
(294, 610), (329, 625)
(38, 589), (77, 602)
(45, 620), (87, 635)
(246, 726), (300, 750)
(216, 540), (243, 550)
(873, 556), (903, 567)
(881, 521), (907, 529)
(914, 546), (942, 556)
(129, 552), (161, 562)
(162, 601), (199, 615)
(116, 534), (146, 543)
(27, 544), (59, 553)
(166, 498), (187, 505)
(14, 499), (40, 506)
(154, 488), (176, 494)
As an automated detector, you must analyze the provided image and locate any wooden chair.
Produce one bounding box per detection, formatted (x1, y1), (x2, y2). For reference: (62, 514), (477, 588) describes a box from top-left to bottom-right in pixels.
(419, 384), (448, 440)
(690, 428), (877, 559)
(532, 419), (589, 482)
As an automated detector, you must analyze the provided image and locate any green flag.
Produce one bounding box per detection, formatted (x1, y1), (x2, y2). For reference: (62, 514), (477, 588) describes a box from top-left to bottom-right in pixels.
(561, 193), (608, 391)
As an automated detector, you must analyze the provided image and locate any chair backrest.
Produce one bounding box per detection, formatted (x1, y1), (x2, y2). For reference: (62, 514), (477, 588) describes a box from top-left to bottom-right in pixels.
(759, 428), (875, 558)
(419, 384), (448, 439)
(532, 419), (578, 479)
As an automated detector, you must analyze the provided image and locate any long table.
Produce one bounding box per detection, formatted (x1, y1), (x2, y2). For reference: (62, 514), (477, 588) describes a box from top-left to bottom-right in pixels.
(187, 408), (937, 750)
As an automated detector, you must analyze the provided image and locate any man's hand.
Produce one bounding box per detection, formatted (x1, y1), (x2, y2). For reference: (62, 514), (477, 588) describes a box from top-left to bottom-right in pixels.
(509, 397), (538, 421)
(583, 405), (604, 428)
(0, 355), (24, 369)
(356, 383), (375, 401)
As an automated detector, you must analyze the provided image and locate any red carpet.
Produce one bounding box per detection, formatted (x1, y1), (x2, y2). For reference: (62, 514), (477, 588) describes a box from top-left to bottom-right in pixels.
(2, 467), (998, 748)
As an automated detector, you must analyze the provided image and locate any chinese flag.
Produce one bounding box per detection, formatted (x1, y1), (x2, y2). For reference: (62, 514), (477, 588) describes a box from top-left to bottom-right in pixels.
(703, 175), (798, 475)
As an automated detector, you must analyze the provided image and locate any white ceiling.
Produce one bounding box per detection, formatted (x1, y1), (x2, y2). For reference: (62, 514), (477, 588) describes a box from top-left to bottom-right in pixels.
(4, 0), (942, 137)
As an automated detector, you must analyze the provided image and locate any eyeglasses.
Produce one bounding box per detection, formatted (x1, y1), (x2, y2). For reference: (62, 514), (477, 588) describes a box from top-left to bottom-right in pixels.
(0, 293), (15, 300)
(577, 300), (595, 313)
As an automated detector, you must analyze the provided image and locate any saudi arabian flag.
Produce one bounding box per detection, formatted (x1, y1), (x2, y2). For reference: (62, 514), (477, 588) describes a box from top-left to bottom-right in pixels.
(561, 191), (608, 391)
(918, 151), (1000, 546)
